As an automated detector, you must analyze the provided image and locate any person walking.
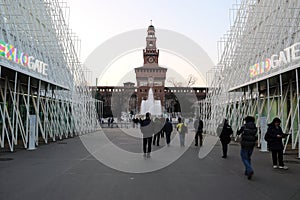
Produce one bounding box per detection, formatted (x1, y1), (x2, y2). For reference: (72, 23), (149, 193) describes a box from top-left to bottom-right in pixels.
(264, 117), (288, 170)
(176, 117), (187, 147)
(194, 117), (203, 146)
(237, 116), (257, 180)
(140, 112), (154, 158)
(163, 118), (173, 147)
(107, 117), (111, 128)
(153, 117), (162, 146)
(160, 117), (165, 138)
(218, 119), (233, 158)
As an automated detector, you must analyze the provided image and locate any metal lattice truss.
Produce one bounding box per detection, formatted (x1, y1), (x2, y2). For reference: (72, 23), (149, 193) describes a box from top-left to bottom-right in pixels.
(204, 0), (300, 157)
(0, 0), (101, 151)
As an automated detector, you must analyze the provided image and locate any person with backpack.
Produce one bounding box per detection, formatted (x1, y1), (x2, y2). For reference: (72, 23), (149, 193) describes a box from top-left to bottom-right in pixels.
(237, 116), (257, 180)
(218, 119), (233, 158)
(176, 117), (187, 147)
(194, 117), (204, 146)
(140, 112), (154, 158)
(264, 117), (288, 170)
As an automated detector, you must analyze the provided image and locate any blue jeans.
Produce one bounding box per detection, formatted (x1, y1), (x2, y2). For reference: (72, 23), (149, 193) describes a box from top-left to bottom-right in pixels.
(240, 148), (254, 175)
(179, 133), (185, 146)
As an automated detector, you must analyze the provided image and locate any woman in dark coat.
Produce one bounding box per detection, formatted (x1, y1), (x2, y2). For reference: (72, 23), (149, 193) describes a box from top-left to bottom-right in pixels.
(265, 117), (288, 169)
(163, 118), (173, 146)
(218, 119), (233, 158)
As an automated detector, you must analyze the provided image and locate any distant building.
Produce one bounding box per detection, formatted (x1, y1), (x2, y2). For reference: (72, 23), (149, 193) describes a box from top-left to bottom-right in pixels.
(91, 24), (208, 118)
(90, 85), (207, 118)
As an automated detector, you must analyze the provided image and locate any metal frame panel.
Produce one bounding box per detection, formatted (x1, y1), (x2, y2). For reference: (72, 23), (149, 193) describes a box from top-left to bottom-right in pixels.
(204, 0), (300, 157)
(0, 0), (102, 151)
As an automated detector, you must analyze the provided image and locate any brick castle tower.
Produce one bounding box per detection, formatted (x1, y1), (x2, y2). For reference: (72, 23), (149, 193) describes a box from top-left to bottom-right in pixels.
(134, 23), (167, 113)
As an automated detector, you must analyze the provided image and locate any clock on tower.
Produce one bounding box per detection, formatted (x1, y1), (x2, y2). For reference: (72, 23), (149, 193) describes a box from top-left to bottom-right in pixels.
(147, 56), (155, 63)
(143, 23), (159, 65)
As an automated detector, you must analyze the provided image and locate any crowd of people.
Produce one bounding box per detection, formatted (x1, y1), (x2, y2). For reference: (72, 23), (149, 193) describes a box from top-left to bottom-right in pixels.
(104, 112), (289, 181)
(140, 112), (203, 158)
(218, 116), (289, 180)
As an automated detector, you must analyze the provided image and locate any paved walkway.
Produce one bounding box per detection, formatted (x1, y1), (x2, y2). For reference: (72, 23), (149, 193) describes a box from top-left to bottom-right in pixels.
(0, 127), (300, 200)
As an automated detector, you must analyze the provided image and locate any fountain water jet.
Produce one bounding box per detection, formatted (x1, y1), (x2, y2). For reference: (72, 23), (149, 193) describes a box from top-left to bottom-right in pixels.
(140, 88), (162, 116)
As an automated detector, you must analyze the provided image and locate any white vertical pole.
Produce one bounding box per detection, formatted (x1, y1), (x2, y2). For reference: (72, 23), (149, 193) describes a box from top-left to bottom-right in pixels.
(267, 78), (270, 123)
(290, 77), (294, 148)
(35, 80), (41, 146)
(257, 82), (261, 148)
(12, 71), (18, 145)
(296, 69), (300, 159)
(280, 74), (283, 123)
(1, 77), (8, 148)
(25, 77), (30, 146)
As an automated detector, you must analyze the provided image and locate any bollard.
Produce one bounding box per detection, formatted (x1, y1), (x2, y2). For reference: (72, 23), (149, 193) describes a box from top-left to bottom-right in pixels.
(28, 115), (36, 150)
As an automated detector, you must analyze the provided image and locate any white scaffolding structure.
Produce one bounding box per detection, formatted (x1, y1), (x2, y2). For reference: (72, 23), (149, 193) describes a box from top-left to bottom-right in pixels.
(0, 0), (101, 151)
(205, 0), (300, 157)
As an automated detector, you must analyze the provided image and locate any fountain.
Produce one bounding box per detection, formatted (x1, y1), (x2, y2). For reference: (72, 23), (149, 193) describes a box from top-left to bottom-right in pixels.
(140, 88), (162, 116)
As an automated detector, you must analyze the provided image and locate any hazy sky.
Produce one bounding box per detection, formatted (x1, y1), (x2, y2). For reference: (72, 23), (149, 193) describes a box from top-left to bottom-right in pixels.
(65, 0), (238, 86)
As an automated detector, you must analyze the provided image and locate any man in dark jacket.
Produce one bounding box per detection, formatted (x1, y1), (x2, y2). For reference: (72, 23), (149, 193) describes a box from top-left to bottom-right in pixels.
(194, 117), (204, 146)
(264, 117), (288, 169)
(153, 117), (162, 146)
(219, 119), (233, 158)
(140, 112), (154, 158)
(163, 118), (173, 147)
(237, 116), (257, 180)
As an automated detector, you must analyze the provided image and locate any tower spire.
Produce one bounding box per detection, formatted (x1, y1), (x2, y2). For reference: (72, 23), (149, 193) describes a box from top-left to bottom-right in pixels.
(150, 19), (152, 25)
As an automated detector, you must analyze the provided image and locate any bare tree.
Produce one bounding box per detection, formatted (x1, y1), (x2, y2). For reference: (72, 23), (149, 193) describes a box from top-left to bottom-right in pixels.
(167, 74), (197, 87)
(167, 77), (178, 87)
(186, 74), (197, 87)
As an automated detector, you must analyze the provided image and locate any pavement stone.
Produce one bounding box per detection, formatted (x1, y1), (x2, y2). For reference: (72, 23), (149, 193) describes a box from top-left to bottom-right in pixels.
(0, 127), (299, 200)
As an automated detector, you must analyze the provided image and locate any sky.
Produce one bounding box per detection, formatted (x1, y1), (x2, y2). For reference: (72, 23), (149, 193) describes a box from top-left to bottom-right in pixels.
(64, 0), (238, 86)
